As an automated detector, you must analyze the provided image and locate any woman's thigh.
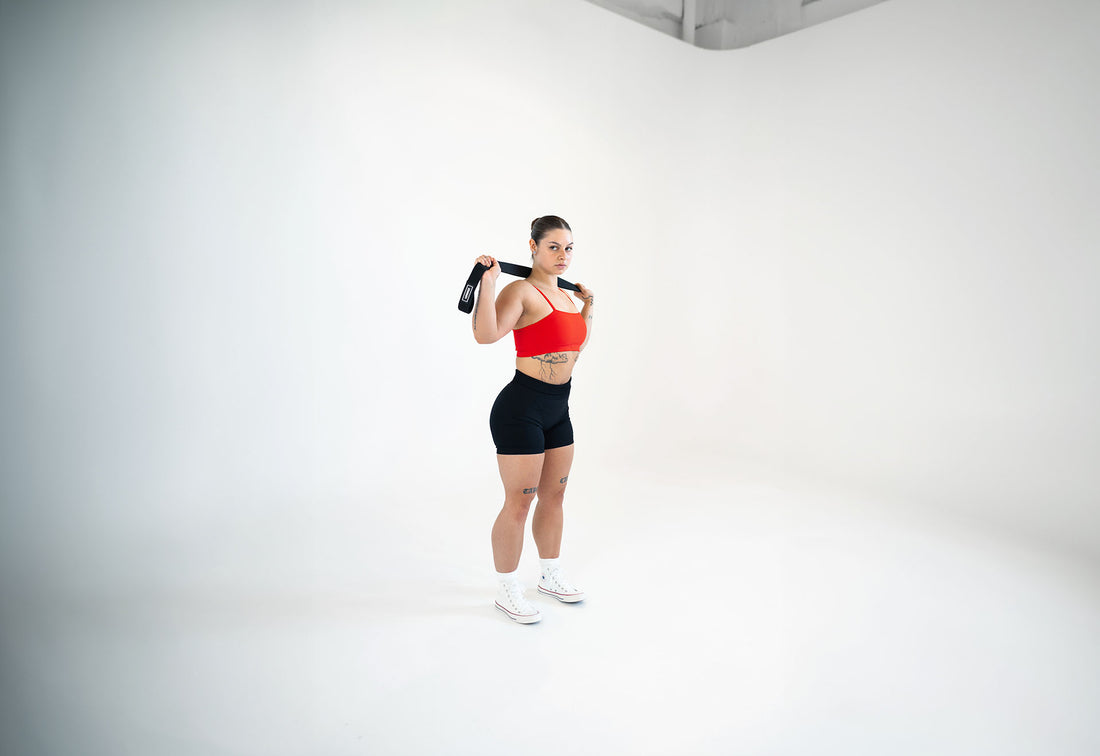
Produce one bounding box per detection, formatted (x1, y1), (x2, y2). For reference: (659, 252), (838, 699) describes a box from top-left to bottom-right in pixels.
(537, 443), (575, 498)
(496, 453), (544, 499)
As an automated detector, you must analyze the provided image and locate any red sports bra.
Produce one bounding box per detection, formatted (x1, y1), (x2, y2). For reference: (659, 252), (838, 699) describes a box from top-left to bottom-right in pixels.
(513, 284), (587, 358)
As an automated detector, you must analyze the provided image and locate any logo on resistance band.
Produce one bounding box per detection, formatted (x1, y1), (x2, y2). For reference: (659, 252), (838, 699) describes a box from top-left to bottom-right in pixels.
(462, 284), (474, 304)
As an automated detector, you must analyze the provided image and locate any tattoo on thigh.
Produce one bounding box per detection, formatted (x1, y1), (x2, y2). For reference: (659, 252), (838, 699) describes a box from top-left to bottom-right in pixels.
(523, 486), (537, 495)
(559, 476), (568, 484)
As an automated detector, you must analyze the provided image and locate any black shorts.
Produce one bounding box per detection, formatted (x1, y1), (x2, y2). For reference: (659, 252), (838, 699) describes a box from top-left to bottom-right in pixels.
(490, 370), (574, 455)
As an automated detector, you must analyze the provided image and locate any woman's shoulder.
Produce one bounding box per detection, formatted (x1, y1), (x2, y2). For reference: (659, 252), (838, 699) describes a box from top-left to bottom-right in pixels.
(497, 279), (531, 301)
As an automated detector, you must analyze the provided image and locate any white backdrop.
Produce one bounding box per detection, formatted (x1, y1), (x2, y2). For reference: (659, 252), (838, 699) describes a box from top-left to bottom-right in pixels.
(4, 1), (1100, 753)
(4, 0), (1098, 597)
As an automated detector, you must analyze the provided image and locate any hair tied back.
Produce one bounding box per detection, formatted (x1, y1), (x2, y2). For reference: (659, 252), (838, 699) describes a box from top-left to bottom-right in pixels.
(530, 215), (572, 244)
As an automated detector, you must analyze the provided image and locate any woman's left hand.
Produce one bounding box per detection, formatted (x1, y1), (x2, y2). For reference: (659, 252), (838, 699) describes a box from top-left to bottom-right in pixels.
(573, 283), (595, 307)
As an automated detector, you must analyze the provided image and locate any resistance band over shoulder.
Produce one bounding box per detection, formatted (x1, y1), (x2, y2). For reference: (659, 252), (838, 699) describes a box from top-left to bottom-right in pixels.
(457, 261), (579, 314)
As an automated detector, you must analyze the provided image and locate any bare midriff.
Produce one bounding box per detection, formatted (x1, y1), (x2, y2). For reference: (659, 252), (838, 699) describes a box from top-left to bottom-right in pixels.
(516, 352), (580, 385)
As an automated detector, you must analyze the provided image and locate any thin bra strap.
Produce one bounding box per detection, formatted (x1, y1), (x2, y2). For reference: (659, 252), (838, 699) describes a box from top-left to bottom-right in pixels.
(528, 282), (556, 309)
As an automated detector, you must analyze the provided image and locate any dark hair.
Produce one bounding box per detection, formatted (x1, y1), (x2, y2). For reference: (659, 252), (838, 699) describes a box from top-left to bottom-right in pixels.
(530, 215), (571, 244)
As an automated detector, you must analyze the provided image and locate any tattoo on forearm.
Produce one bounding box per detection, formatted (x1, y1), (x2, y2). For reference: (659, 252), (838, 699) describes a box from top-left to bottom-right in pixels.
(533, 352), (569, 381)
(472, 291), (479, 330)
(560, 476), (568, 484)
(523, 486), (537, 495)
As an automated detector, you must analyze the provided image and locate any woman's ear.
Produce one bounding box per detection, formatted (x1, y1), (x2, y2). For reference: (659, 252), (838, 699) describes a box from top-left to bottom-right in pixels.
(529, 238), (537, 255)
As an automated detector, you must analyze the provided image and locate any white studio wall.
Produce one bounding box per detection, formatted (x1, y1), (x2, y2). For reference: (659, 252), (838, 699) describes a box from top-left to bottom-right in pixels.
(758, 1), (1100, 559)
(3, 0), (1099, 599)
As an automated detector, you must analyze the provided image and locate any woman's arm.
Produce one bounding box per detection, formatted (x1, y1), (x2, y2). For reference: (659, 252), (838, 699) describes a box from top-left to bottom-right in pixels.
(472, 256), (525, 344)
(575, 283), (595, 351)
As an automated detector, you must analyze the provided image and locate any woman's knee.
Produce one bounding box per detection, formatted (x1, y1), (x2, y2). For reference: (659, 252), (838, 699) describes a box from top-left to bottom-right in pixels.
(504, 488), (538, 514)
(537, 486), (566, 507)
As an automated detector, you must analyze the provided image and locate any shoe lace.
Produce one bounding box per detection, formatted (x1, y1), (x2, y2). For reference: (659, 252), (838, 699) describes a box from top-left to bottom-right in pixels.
(543, 566), (577, 592)
(504, 581), (528, 609)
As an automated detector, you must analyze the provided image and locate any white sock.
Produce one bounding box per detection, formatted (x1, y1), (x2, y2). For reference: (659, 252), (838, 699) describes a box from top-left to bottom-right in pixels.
(497, 569), (520, 588)
(539, 557), (560, 576)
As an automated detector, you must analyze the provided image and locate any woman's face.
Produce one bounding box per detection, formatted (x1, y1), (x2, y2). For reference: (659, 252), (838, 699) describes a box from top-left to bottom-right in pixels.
(531, 229), (574, 274)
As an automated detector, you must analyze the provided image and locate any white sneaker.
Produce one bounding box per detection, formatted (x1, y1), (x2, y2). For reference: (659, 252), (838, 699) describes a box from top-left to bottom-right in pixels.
(495, 580), (542, 624)
(537, 565), (586, 603)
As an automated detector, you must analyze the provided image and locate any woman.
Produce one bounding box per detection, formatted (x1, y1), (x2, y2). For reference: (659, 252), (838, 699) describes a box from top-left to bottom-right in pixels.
(472, 216), (595, 624)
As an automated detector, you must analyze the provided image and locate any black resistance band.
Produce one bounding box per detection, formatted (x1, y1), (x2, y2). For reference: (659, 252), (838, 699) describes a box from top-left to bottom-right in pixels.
(457, 261), (579, 314)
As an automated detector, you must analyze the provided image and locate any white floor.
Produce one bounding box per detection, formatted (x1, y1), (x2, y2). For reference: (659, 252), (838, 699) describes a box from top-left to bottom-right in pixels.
(3, 469), (1099, 756)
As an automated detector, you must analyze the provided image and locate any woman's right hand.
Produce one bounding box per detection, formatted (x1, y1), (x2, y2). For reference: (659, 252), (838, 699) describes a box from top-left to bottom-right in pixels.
(477, 255), (501, 284)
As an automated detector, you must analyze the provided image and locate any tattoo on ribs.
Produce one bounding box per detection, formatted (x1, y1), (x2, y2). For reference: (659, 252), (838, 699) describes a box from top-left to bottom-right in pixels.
(533, 352), (570, 381)
(523, 486), (537, 495)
